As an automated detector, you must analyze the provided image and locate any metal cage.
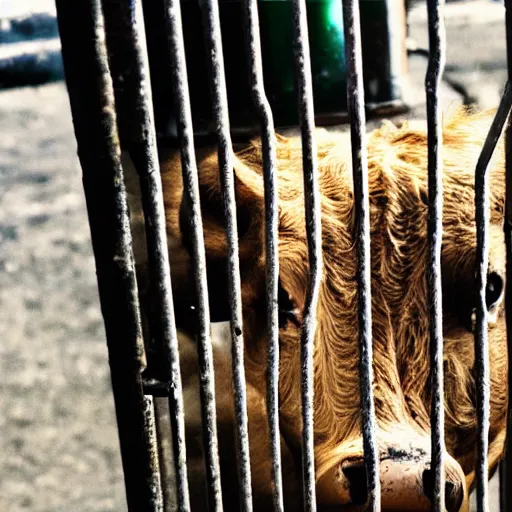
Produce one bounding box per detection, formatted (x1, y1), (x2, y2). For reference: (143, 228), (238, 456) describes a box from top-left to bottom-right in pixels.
(53, 0), (512, 510)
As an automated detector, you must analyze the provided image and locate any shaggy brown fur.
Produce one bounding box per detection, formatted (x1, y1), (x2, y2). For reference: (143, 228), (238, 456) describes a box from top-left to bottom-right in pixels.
(158, 107), (508, 510)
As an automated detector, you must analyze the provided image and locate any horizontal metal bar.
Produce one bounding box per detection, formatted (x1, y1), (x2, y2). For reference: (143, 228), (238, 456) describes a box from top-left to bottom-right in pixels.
(474, 80), (512, 512)
(290, 0), (322, 509)
(54, 0), (163, 509)
(341, 0), (381, 509)
(425, 0), (446, 510)
(143, 377), (171, 397)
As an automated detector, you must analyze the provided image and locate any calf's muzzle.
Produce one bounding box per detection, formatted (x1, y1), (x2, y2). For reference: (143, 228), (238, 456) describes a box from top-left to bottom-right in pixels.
(316, 436), (465, 511)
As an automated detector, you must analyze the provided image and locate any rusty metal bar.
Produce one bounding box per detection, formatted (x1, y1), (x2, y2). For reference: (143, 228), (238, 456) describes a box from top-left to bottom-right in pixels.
(199, 0), (253, 509)
(425, 0), (446, 510)
(341, 0), (381, 509)
(474, 81), (512, 512)
(153, 397), (178, 512)
(290, 0), (322, 510)
(54, 0), (163, 509)
(501, 1), (512, 510)
(100, 1), (191, 510)
(143, 395), (165, 512)
(164, 0), (225, 510)
(240, 0), (282, 510)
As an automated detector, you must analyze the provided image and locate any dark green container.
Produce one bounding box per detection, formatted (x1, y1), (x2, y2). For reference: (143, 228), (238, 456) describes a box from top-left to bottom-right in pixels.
(139, 0), (407, 140)
(258, 0), (348, 126)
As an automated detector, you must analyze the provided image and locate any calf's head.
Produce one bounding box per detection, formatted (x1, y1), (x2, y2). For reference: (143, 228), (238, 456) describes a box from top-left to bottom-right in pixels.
(161, 108), (508, 511)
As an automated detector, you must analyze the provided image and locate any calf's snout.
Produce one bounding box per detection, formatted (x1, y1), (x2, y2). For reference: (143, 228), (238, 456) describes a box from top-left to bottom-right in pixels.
(317, 447), (465, 511)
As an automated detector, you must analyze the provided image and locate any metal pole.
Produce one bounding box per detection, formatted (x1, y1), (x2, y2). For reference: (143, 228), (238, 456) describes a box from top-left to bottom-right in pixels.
(474, 81), (512, 512)
(54, 0), (163, 509)
(199, 0), (253, 508)
(240, 0), (283, 509)
(425, 0), (446, 509)
(342, 0), (381, 509)
(290, 0), (322, 509)
(500, 1), (512, 510)
(100, 1), (191, 509)
(164, 0), (225, 509)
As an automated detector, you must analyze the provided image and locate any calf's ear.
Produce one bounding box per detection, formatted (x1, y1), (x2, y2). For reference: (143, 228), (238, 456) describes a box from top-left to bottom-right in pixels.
(178, 145), (266, 268)
(161, 144), (267, 323)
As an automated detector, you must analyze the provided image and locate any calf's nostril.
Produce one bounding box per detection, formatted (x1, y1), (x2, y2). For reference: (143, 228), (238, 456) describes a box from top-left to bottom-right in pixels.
(422, 469), (464, 512)
(342, 461), (368, 506)
(445, 480), (464, 512)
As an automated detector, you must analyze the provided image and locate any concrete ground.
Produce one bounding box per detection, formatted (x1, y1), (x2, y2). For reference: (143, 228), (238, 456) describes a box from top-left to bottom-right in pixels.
(0, 82), (126, 512)
(0, 0), (508, 510)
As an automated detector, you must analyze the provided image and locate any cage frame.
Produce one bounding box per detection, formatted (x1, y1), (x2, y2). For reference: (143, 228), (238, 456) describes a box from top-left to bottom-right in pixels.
(54, 0), (512, 510)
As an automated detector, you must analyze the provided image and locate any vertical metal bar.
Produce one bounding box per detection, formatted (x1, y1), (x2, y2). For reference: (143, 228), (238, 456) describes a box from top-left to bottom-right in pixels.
(383, 0), (406, 101)
(144, 395), (165, 511)
(341, 1), (381, 510)
(500, 462), (507, 512)
(425, 0), (446, 510)
(240, 0), (282, 510)
(154, 397), (178, 512)
(290, 0), (322, 510)
(164, 0), (225, 510)
(54, 1), (163, 510)
(199, 0), (253, 509)
(474, 81), (512, 512)
(501, 2), (512, 510)
(100, 1), (190, 510)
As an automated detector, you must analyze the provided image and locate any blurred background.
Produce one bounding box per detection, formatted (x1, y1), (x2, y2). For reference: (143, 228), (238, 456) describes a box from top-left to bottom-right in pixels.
(0, 0), (507, 510)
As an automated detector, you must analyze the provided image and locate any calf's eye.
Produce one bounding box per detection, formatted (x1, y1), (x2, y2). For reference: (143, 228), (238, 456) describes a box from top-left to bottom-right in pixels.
(278, 279), (301, 328)
(485, 272), (504, 311)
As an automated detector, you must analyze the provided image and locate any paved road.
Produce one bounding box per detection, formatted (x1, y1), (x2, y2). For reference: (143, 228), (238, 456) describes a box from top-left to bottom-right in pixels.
(0, 84), (127, 511)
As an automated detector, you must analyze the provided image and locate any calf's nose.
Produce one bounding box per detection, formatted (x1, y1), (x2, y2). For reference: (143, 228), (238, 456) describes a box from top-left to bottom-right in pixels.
(422, 468), (464, 512)
(317, 455), (465, 511)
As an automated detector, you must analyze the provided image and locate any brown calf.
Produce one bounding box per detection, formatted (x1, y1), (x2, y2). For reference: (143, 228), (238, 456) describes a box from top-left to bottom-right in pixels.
(153, 107), (508, 511)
